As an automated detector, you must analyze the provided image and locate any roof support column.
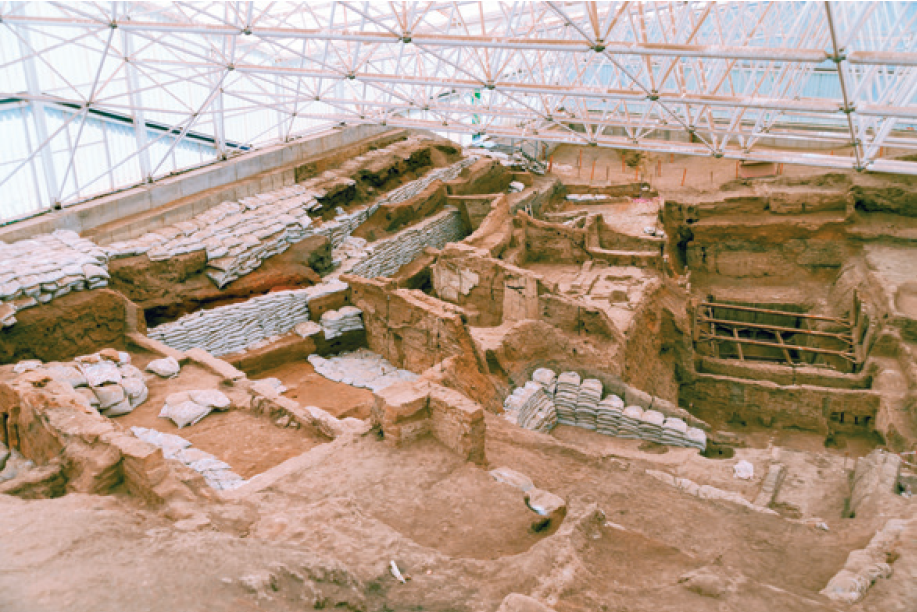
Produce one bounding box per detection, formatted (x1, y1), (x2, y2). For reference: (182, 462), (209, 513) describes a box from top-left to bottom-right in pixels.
(17, 28), (60, 209)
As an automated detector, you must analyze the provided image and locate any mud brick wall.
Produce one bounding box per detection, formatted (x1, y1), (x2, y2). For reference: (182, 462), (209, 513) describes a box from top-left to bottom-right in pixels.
(432, 245), (544, 327)
(0, 289), (141, 365)
(621, 281), (681, 402)
(373, 380), (485, 464)
(516, 214), (592, 264)
(444, 158), (510, 196)
(0, 380), (211, 505)
(679, 372), (881, 434)
(345, 275), (473, 373)
(428, 385), (486, 464)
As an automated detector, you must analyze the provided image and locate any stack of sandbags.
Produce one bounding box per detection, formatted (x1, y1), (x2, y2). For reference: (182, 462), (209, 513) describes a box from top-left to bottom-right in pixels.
(347, 207), (465, 279)
(684, 427), (707, 451)
(638, 409), (666, 444)
(574, 379), (602, 431)
(320, 306), (364, 340)
(554, 372), (581, 425)
(531, 368), (557, 397)
(0, 230), (110, 327)
(618, 405), (644, 439)
(519, 382), (557, 433)
(661, 417), (688, 446)
(158, 389), (231, 429)
(596, 395), (625, 435)
(12, 350), (148, 416)
(131, 426), (245, 491)
(73, 351), (147, 416)
(147, 284), (321, 356)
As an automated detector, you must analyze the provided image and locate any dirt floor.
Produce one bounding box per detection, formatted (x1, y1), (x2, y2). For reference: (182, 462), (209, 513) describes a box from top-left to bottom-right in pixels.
(114, 352), (327, 479)
(252, 361), (376, 420)
(0, 417), (886, 612)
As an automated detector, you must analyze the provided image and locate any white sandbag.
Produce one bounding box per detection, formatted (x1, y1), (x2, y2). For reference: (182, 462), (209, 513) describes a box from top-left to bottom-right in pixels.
(189, 389), (231, 410)
(81, 361), (122, 387)
(103, 397), (134, 417)
(92, 383), (126, 409)
(47, 365), (87, 388)
(734, 460), (755, 480)
(76, 387), (100, 407)
(146, 356), (180, 378)
(160, 400), (212, 428)
(13, 360), (42, 374)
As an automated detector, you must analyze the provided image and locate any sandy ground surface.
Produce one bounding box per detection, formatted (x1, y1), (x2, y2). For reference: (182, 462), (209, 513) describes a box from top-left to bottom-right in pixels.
(3, 412), (905, 612)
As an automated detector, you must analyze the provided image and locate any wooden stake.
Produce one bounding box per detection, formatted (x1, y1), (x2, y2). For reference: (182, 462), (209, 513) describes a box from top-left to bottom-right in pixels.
(590, 158), (596, 181)
(670, 153), (674, 163)
(710, 170), (713, 185)
(605, 165), (610, 181)
(548, 155), (553, 173)
(578, 150), (583, 168)
(621, 157), (625, 173)
(681, 168), (687, 186)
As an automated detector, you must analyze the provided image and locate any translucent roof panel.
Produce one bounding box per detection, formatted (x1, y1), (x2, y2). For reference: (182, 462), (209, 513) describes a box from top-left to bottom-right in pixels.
(2, 1), (917, 222)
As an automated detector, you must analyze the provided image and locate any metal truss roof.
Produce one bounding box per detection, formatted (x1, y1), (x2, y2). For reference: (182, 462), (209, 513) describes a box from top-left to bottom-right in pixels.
(3, 1), (917, 221)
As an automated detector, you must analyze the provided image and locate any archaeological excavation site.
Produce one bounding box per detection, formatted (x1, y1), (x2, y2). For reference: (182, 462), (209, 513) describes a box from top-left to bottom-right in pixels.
(1, 3), (916, 612)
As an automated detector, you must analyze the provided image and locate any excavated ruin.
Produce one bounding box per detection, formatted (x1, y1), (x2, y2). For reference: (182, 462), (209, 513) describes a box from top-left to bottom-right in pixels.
(1, 130), (915, 612)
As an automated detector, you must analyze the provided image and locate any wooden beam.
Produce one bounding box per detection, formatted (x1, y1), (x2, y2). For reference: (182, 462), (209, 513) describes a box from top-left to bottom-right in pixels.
(697, 331), (857, 362)
(697, 315), (855, 343)
(699, 301), (851, 326)
(732, 327), (744, 360)
(774, 330), (795, 366)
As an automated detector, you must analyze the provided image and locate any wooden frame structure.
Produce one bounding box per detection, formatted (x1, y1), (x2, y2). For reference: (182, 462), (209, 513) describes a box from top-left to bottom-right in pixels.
(693, 296), (866, 371)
